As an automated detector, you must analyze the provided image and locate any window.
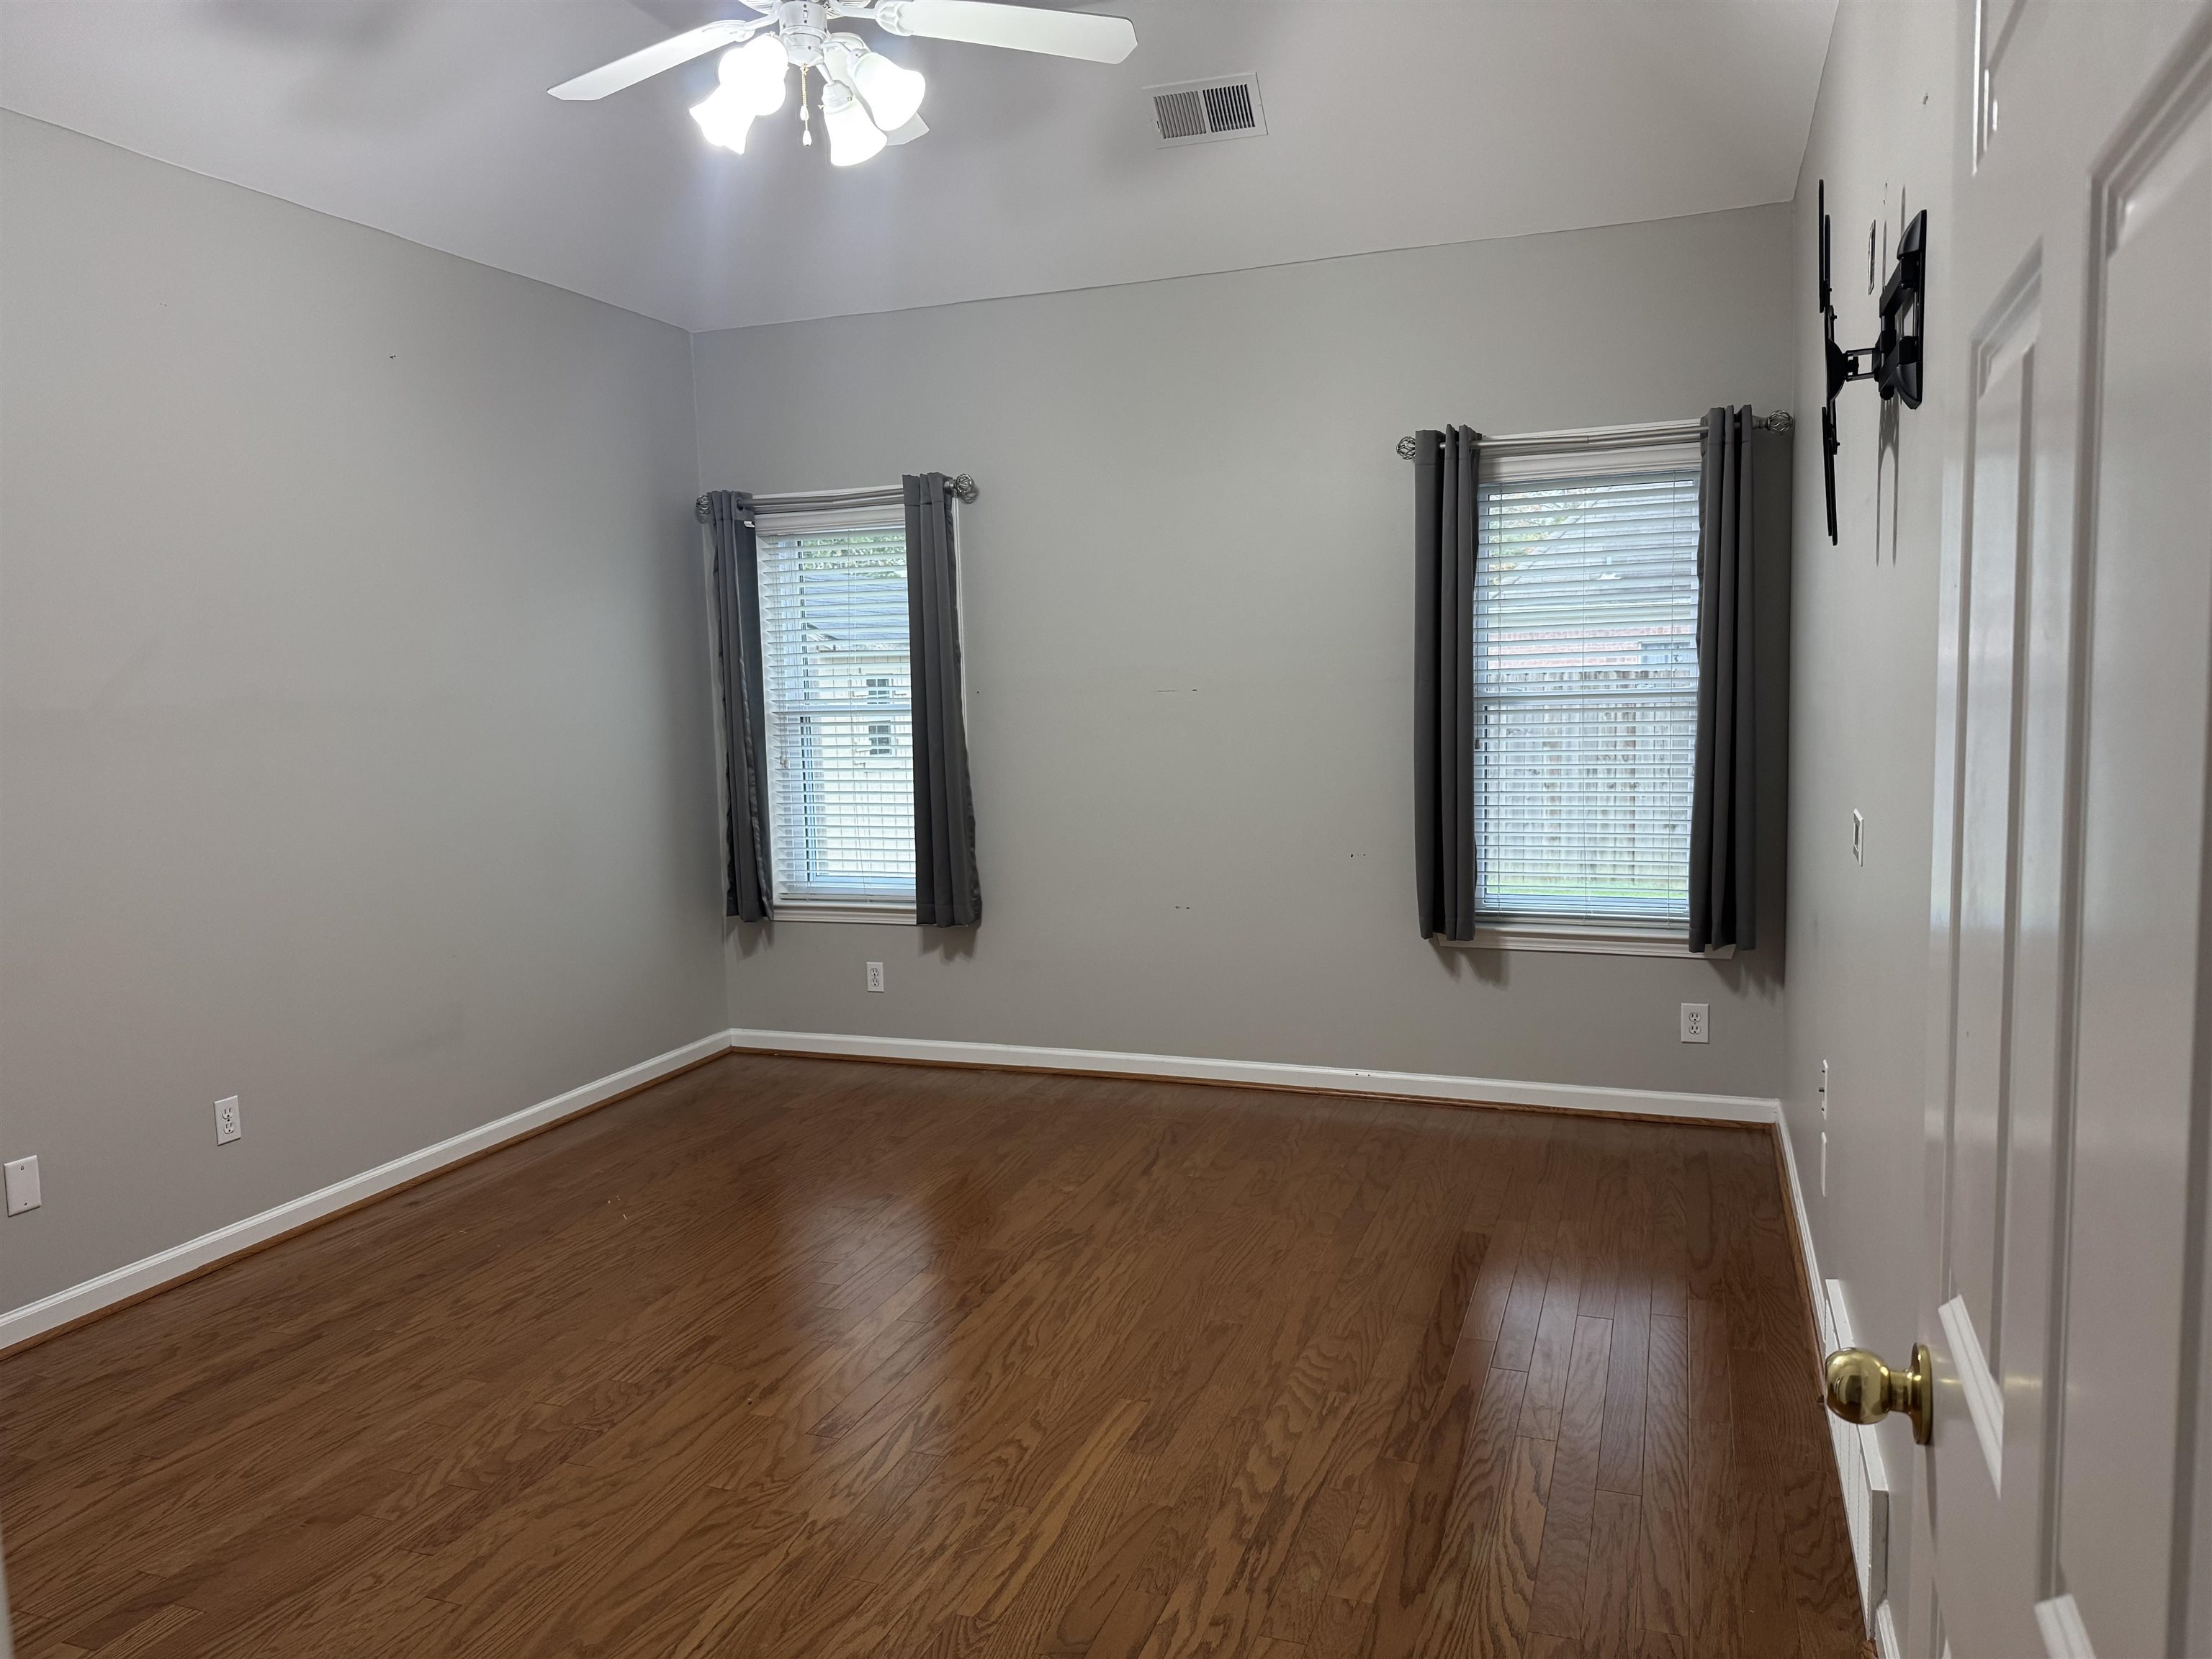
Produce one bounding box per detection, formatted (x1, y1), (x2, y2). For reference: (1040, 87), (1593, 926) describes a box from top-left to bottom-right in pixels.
(755, 503), (915, 914)
(1473, 445), (1701, 935)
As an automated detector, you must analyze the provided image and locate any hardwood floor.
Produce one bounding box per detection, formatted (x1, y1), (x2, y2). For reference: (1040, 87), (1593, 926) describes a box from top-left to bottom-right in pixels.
(1, 1054), (1863, 1658)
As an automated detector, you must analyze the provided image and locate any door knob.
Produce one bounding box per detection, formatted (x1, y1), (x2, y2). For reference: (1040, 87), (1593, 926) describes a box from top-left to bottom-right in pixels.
(1823, 1341), (1933, 1444)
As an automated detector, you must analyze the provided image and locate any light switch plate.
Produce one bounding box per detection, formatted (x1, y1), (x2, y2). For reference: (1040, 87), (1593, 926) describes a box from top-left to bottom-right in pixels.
(5, 1155), (41, 1215)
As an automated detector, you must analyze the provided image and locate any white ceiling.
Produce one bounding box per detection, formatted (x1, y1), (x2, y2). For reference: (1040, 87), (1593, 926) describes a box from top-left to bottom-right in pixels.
(1, 0), (1836, 333)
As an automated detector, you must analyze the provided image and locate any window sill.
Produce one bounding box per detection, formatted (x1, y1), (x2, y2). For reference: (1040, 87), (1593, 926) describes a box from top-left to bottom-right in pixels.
(1444, 919), (1732, 959)
(766, 902), (917, 926)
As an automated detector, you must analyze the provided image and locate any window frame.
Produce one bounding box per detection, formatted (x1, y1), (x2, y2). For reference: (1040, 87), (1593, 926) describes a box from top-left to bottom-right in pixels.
(1452, 436), (1714, 958)
(752, 498), (920, 925)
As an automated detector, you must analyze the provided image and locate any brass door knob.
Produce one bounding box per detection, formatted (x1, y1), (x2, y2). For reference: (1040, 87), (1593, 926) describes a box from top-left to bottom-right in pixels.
(1824, 1341), (1933, 1444)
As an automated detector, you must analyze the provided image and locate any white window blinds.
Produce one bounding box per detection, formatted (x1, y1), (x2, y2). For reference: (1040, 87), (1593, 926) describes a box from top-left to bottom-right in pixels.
(755, 507), (917, 911)
(1474, 460), (1702, 925)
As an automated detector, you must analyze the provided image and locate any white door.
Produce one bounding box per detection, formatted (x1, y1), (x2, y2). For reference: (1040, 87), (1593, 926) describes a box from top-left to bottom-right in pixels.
(1917, 1), (2212, 1654)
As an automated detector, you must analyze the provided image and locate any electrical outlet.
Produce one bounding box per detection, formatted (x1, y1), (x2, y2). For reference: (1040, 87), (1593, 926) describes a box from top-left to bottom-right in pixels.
(1851, 809), (1865, 866)
(865, 961), (886, 994)
(1820, 1058), (1830, 1119)
(1820, 1130), (1830, 1197)
(215, 1096), (243, 1146)
(4, 1155), (41, 1215)
(1680, 1002), (1709, 1044)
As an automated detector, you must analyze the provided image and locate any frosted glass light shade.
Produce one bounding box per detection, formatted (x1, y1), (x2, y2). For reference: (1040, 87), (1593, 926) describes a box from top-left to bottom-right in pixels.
(690, 84), (755, 151)
(822, 85), (887, 166)
(853, 52), (925, 131)
(718, 35), (790, 117)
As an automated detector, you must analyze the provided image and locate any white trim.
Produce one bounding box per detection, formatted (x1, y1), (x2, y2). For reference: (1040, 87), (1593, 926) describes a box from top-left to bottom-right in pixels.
(2034, 1593), (2095, 1659)
(724, 1028), (1779, 1123)
(1874, 1600), (1904, 1659)
(1479, 415), (1709, 456)
(1448, 919), (1730, 958)
(768, 903), (918, 926)
(0, 1030), (734, 1352)
(1939, 1292), (2007, 1491)
(749, 482), (904, 508)
(752, 499), (905, 536)
(1776, 1107), (1894, 1643)
(1825, 1276), (1894, 1629)
(1483, 436), (1704, 483)
(1776, 1105), (1827, 1327)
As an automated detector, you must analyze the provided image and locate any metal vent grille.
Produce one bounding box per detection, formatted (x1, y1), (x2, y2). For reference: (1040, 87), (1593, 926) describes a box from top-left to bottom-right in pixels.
(1147, 74), (1267, 147)
(1154, 89), (1207, 140)
(1200, 83), (1255, 132)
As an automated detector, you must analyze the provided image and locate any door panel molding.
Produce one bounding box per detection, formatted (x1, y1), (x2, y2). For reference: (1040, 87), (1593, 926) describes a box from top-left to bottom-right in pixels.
(1942, 1292), (2008, 1489)
(2054, 15), (2212, 1650)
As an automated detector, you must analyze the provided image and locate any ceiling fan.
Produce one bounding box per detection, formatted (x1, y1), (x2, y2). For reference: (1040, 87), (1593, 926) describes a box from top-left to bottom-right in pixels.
(549, 0), (1138, 167)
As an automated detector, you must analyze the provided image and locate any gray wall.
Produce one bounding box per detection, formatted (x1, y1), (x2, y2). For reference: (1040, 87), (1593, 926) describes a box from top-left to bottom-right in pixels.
(0, 115), (727, 1311)
(1781, 1), (1959, 1642)
(696, 205), (1797, 1099)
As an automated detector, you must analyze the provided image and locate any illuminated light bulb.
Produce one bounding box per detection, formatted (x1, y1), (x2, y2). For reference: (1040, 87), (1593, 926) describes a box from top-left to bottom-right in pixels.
(852, 50), (925, 132)
(821, 82), (886, 166)
(689, 83), (755, 152)
(718, 32), (790, 117)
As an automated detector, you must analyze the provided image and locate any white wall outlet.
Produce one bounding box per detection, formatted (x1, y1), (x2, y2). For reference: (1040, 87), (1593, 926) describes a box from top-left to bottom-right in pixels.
(1680, 1002), (1709, 1044)
(4, 1155), (41, 1215)
(865, 961), (886, 994)
(215, 1095), (243, 1145)
(1820, 1058), (1830, 1118)
(1820, 1129), (1830, 1197)
(1852, 809), (1865, 866)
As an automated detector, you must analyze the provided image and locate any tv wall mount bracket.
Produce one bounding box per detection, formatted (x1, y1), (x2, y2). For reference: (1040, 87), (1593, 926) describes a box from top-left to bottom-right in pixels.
(1819, 180), (1927, 544)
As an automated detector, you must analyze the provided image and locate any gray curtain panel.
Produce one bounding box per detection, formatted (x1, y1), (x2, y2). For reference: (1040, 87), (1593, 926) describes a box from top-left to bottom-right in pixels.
(1691, 407), (1758, 953)
(904, 474), (981, 927)
(1413, 426), (1480, 942)
(701, 490), (773, 922)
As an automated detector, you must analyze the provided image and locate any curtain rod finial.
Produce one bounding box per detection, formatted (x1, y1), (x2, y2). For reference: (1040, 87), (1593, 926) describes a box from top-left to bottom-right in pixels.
(1396, 436), (1419, 459)
(1755, 411), (1795, 433)
(948, 474), (979, 503)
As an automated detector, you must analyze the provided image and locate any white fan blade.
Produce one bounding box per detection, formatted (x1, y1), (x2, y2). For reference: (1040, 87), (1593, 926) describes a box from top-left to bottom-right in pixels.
(549, 19), (757, 101)
(884, 114), (930, 145)
(884, 1), (1135, 64)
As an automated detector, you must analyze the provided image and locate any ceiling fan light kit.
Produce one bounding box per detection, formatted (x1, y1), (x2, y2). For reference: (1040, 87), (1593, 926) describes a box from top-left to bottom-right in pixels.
(552, 0), (1137, 169)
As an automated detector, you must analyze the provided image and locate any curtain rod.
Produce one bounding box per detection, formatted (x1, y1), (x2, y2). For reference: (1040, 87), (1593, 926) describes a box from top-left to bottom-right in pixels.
(695, 475), (977, 521)
(1393, 412), (1793, 459)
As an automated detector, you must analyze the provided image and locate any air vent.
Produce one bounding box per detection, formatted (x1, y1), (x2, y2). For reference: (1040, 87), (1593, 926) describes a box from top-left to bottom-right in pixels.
(1147, 73), (1267, 147)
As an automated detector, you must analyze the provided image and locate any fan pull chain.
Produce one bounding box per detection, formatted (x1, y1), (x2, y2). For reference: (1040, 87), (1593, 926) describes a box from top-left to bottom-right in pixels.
(799, 65), (813, 145)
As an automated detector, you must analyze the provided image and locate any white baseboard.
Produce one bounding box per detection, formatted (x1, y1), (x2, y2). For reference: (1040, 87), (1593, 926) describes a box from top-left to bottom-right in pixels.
(1776, 1105), (1827, 1329)
(0, 1030), (734, 1353)
(1774, 1107), (1894, 1642)
(725, 1027), (1781, 1124)
(2, 1026), (1780, 1352)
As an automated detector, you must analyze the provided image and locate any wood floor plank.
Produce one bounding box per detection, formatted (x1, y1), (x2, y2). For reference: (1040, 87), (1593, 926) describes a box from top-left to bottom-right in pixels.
(1524, 1315), (1614, 1640)
(1577, 1487), (1641, 1659)
(1633, 1315), (1692, 1638)
(1370, 1363), (1528, 1658)
(0, 1057), (1860, 1659)
(1435, 1430), (1551, 1659)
